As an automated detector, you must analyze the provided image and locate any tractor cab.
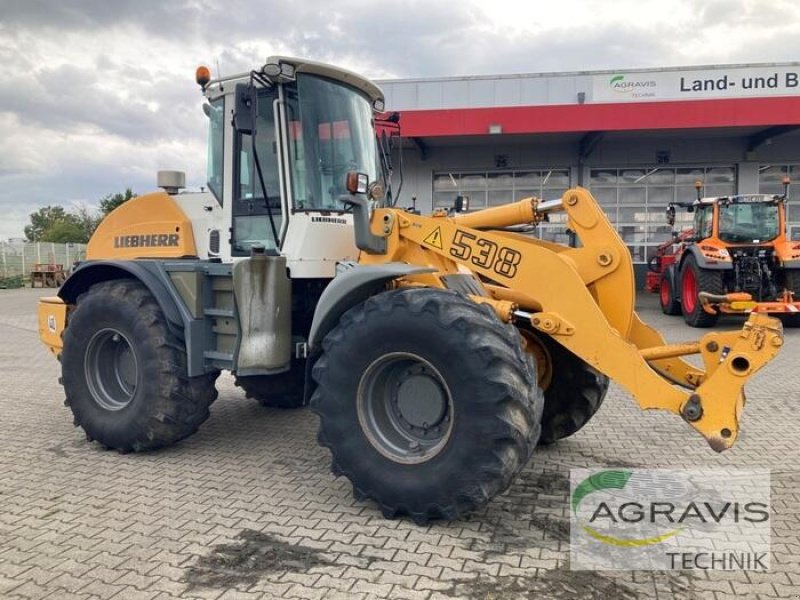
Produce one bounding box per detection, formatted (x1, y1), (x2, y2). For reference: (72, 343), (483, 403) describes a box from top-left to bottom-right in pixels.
(715, 195), (782, 244)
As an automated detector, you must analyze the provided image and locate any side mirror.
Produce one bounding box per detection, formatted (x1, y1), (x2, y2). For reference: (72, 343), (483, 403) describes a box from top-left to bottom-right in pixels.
(233, 83), (254, 134)
(454, 195), (469, 213)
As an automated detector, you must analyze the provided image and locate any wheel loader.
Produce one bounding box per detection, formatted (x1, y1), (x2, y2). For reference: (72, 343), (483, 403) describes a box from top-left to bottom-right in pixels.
(659, 179), (800, 327)
(38, 57), (784, 523)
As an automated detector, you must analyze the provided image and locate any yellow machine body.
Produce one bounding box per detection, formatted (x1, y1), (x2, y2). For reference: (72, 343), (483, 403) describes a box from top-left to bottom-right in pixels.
(87, 191), (197, 260)
(359, 187), (784, 452)
(38, 296), (68, 357)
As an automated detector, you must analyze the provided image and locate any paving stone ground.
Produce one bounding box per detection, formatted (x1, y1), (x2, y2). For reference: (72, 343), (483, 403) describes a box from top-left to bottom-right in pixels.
(0, 287), (798, 599)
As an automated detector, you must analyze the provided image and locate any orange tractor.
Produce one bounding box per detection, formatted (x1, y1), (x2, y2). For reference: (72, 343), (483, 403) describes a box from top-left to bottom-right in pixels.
(658, 178), (800, 326)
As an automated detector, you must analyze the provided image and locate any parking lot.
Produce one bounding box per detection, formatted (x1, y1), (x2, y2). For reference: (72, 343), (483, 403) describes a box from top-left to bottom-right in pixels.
(0, 286), (798, 600)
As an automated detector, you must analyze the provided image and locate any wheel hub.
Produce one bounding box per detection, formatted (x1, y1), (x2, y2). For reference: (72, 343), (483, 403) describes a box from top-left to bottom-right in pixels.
(357, 352), (453, 464)
(84, 328), (138, 411)
(395, 372), (447, 430)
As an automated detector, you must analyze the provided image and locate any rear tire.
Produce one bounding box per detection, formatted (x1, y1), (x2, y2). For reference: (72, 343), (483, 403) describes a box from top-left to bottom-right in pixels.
(680, 254), (723, 327)
(311, 288), (543, 523)
(234, 359), (305, 408)
(531, 334), (609, 445)
(61, 279), (219, 452)
(659, 270), (681, 315)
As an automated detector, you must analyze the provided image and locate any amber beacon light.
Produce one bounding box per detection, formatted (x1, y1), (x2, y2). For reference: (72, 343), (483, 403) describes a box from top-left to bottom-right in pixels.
(195, 65), (211, 88)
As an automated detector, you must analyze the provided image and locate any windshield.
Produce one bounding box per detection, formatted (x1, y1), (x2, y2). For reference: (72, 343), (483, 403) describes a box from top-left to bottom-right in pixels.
(718, 201), (780, 243)
(285, 74), (378, 210)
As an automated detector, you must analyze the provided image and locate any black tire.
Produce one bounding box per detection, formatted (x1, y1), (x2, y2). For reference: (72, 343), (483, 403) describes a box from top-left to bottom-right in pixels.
(311, 288), (543, 523)
(530, 333), (609, 445)
(61, 279), (219, 452)
(680, 254), (723, 327)
(659, 270), (681, 315)
(234, 359), (305, 408)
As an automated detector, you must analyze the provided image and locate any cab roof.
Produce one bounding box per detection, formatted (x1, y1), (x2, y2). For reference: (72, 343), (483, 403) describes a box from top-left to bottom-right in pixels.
(203, 55), (384, 106)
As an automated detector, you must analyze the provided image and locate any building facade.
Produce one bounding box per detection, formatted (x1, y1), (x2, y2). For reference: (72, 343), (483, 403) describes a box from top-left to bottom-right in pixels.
(377, 63), (800, 285)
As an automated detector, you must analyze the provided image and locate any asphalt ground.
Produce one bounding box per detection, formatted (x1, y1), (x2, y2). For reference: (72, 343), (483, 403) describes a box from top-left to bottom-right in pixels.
(0, 287), (798, 599)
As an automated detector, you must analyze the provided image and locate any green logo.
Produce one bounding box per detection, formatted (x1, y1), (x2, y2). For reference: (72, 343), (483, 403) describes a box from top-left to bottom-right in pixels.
(572, 470), (682, 547)
(608, 74), (657, 94)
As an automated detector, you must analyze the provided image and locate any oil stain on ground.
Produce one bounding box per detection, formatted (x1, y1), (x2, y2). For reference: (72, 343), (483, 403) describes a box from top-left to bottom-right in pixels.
(454, 567), (642, 600)
(462, 467), (697, 600)
(184, 529), (333, 589)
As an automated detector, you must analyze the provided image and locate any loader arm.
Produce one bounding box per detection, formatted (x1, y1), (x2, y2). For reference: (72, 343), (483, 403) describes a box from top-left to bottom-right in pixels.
(359, 187), (784, 452)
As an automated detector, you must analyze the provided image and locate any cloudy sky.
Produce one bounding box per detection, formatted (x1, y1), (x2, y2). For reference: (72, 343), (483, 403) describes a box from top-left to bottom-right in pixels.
(1, 0), (798, 239)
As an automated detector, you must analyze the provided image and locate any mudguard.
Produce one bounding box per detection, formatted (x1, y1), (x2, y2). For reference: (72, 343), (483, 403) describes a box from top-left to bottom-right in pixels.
(681, 245), (733, 271)
(57, 260), (207, 376)
(307, 262), (435, 352)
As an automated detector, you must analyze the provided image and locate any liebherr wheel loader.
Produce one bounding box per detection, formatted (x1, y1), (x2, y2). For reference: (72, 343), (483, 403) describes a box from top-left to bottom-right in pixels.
(38, 57), (784, 523)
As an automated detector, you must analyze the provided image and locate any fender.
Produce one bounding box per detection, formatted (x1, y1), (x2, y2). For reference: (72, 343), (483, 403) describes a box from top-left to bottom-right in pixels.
(58, 260), (207, 376)
(307, 262), (435, 352)
(680, 245), (733, 271)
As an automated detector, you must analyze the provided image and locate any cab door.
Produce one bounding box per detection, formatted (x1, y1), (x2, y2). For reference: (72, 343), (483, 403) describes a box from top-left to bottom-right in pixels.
(232, 85), (284, 256)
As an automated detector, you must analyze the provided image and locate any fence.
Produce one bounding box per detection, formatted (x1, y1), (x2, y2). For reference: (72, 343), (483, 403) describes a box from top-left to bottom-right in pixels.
(0, 241), (87, 283)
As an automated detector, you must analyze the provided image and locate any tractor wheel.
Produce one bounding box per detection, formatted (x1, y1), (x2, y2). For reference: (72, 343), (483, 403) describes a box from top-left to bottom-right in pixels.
(659, 270), (681, 315)
(522, 332), (609, 445)
(780, 270), (800, 327)
(234, 359), (305, 408)
(680, 254), (723, 327)
(61, 279), (219, 452)
(311, 288), (543, 523)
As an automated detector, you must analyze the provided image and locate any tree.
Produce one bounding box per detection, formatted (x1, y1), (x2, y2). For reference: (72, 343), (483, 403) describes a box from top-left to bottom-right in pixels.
(24, 188), (136, 243)
(73, 204), (101, 240)
(24, 206), (72, 242)
(40, 219), (91, 243)
(99, 188), (136, 216)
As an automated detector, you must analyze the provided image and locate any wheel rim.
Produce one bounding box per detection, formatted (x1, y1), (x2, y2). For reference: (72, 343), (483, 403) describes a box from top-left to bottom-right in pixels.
(357, 352), (453, 464)
(682, 267), (697, 314)
(660, 278), (671, 308)
(84, 328), (139, 411)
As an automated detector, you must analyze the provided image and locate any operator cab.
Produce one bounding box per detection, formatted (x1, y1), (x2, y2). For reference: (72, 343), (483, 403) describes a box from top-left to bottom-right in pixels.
(715, 195), (781, 244)
(193, 57), (385, 276)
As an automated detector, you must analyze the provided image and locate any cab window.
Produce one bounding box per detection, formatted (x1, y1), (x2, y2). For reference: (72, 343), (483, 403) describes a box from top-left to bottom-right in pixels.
(694, 206), (713, 240)
(206, 97), (225, 202)
(232, 87), (282, 255)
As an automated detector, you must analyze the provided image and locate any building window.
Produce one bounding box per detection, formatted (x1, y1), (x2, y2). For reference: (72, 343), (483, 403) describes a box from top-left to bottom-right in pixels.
(759, 165), (800, 241)
(589, 166), (736, 264)
(433, 169), (570, 209)
(432, 168), (572, 242)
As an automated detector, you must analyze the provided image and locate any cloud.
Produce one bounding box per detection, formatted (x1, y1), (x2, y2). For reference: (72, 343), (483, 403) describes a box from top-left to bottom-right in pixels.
(0, 0), (798, 239)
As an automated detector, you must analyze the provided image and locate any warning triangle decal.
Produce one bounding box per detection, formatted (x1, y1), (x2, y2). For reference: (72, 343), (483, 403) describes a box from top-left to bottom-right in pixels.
(423, 227), (443, 249)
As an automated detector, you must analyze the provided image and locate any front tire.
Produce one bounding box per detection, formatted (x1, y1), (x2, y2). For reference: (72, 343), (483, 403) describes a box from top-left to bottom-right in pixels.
(311, 288), (543, 523)
(61, 279), (219, 452)
(659, 270), (681, 315)
(680, 255), (723, 327)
